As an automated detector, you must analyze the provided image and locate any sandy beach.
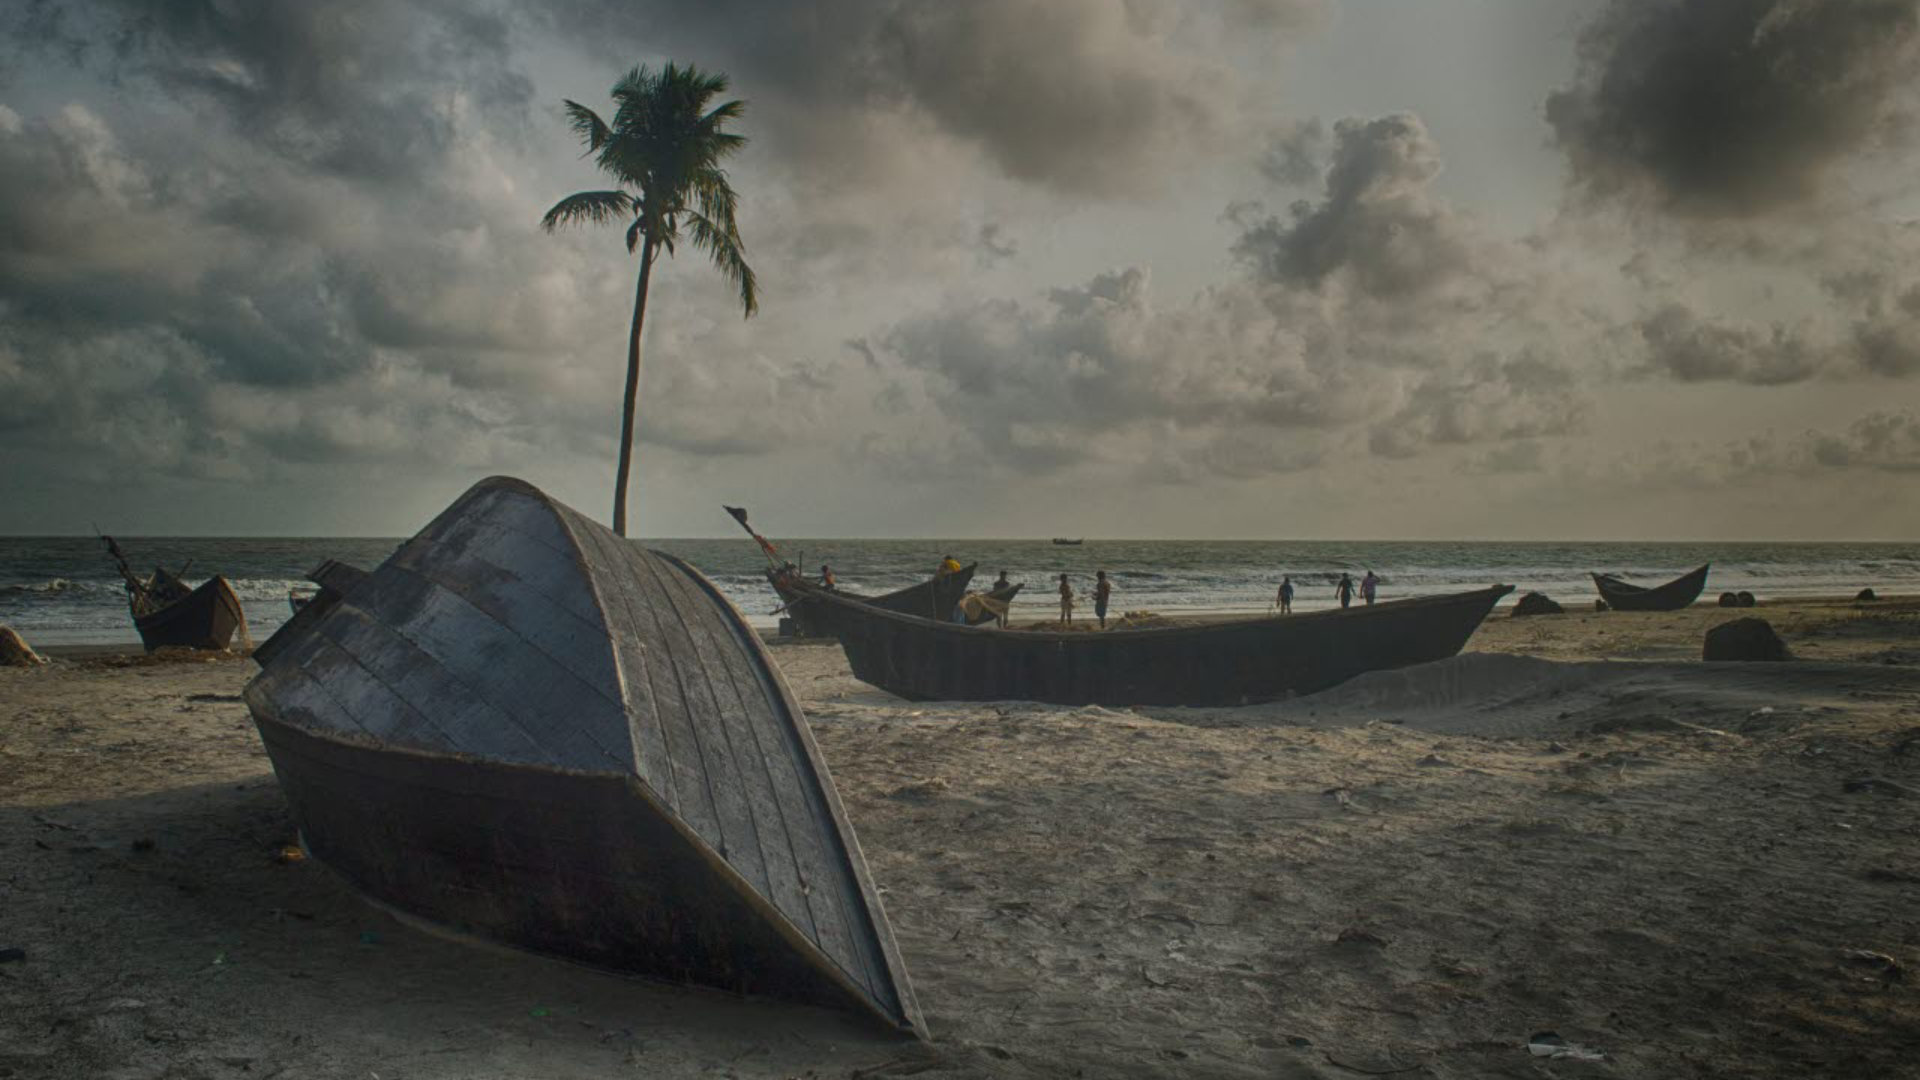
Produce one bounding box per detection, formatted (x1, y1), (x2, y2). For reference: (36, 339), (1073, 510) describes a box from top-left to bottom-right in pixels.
(3, 596), (1917, 1079)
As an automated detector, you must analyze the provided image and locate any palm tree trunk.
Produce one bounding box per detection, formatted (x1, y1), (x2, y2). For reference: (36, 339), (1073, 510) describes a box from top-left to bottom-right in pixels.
(612, 235), (656, 537)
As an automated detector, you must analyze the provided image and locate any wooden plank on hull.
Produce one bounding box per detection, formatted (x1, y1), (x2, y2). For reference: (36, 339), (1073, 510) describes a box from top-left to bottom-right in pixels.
(658, 552), (914, 1022)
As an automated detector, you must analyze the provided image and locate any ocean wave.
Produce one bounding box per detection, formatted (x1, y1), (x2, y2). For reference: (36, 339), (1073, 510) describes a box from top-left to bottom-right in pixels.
(0, 577), (123, 598)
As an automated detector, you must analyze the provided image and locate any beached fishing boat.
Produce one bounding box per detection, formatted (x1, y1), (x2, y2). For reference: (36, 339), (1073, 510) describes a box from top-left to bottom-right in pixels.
(1591, 564), (1709, 612)
(770, 562), (977, 637)
(789, 580), (1513, 706)
(100, 537), (247, 651)
(244, 477), (923, 1035)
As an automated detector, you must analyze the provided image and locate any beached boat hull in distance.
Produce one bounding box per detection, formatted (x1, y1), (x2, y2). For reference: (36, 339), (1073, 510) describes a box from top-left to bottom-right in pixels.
(133, 575), (246, 652)
(772, 563), (977, 636)
(245, 477), (921, 1035)
(1592, 564), (1709, 612)
(798, 583), (1514, 706)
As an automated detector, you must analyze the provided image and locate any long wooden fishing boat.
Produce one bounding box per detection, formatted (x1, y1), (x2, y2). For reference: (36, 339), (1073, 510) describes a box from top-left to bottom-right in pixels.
(790, 580), (1513, 706)
(245, 477), (922, 1035)
(1591, 564), (1709, 612)
(101, 537), (247, 651)
(770, 563), (977, 637)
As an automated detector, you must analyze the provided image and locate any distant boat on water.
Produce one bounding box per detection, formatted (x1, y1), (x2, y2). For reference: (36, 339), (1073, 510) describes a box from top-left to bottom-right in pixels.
(1051, 538), (1084, 546)
(245, 477), (923, 1035)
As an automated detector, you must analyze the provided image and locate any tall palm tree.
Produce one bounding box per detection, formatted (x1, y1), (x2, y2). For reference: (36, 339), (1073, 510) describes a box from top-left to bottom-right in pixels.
(541, 63), (758, 537)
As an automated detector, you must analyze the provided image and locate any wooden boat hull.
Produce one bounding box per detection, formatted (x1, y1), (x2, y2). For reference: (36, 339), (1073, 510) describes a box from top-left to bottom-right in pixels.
(255, 718), (896, 1013)
(801, 584), (1514, 707)
(133, 575), (246, 652)
(1591, 564), (1709, 612)
(245, 477), (921, 1034)
(772, 564), (977, 637)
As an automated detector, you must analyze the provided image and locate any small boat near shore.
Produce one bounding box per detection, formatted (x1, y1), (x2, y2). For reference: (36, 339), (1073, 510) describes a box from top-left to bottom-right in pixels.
(770, 563), (977, 636)
(245, 477), (922, 1034)
(788, 580), (1513, 706)
(1592, 564), (1710, 612)
(100, 536), (247, 652)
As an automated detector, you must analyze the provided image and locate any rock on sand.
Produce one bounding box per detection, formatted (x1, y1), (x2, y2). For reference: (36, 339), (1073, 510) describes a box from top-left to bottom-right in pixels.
(0, 626), (44, 667)
(1704, 617), (1790, 662)
(1511, 592), (1564, 617)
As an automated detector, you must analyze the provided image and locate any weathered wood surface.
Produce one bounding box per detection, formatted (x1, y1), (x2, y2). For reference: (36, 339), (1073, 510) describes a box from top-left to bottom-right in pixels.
(132, 575), (246, 652)
(770, 563), (978, 637)
(1591, 564), (1710, 612)
(244, 477), (921, 1035)
(798, 583), (1515, 707)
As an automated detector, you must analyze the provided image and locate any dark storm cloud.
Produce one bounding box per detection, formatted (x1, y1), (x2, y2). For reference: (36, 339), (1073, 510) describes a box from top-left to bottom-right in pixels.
(14, 0), (533, 181)
(1232, 115), (1476, 301)
(1547, 0), (1920, 217)
(1807, 411), (1920, 472)
(529, 0), (1321, 196)
(1367, 354), (1586, 460)
(0, 2), (668, 485)
(1256, 118), (1326, 188)
(880, 265), (1369, 476)
(1635, 303), (1827, 385)
(878, 112), (1598, 480)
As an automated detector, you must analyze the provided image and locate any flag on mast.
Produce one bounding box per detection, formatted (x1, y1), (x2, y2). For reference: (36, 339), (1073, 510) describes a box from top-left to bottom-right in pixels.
(724, 506), (780, 560)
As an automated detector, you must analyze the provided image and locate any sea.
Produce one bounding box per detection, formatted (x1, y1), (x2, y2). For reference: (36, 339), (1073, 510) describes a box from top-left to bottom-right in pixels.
(2, 536), (1914, 647)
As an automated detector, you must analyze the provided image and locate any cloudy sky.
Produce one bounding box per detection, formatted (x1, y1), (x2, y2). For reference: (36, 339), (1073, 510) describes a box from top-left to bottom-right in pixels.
(2, 0), (1917, 540)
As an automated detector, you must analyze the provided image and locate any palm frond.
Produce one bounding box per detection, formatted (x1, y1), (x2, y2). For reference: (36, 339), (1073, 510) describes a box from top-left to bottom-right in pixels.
(685, 209), (758, 317)
(540, 189), (635, 233)
(544, 60), (756, 314)
(562, 100), (613, 155)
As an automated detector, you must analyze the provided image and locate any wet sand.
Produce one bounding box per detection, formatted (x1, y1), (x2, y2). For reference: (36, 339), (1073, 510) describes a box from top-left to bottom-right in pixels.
(2, 597), (1916, 1078)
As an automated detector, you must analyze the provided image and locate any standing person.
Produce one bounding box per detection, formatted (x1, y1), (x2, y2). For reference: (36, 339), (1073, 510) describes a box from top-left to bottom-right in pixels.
(819, 564), (836, 589)
(1361, 569), (1379, 606)
(1094, 570), (1113, 629)
(1336, 572), (1355, 609)
(992, 570), (1014, 627)
(1277, 575), (1294, 614)
(1058, 573), (1075, 625)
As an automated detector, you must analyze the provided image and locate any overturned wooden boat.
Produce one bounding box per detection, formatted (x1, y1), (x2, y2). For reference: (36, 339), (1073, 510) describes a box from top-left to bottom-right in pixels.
(1591, 564), (1709, 613)
(791, 580), (1513, 706)
(100, 536), (247, 652)
(771, 563), (977, 637)
(244, 477), (922, 1035)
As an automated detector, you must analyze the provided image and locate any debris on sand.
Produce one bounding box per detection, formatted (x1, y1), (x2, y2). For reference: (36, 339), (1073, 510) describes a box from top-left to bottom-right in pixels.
(1840, 949), (1905, 982)
(1843, 776), (1916, 798)
(1527, 1032), (1605, 1062)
